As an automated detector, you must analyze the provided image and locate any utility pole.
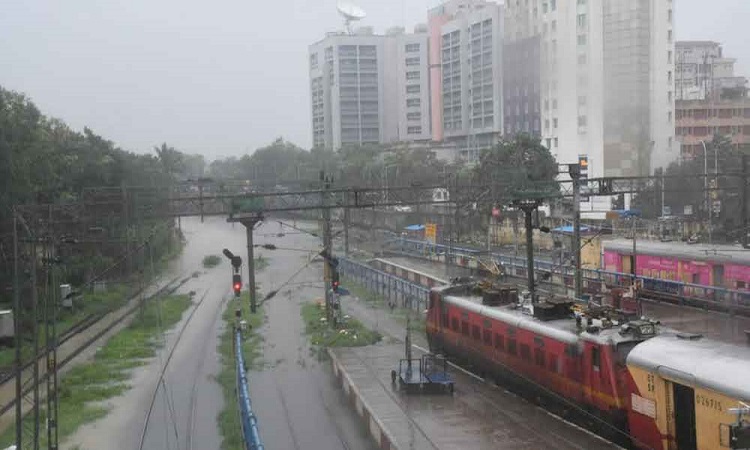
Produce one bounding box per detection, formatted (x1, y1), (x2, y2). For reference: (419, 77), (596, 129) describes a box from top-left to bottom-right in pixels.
(321, 172), (333, 322)
(343, 190), (350, 256)
(573, 175), (582, 300)
(568, 161), (584, 300)
(12, 210), (22, 450)
(227, 211), (262, 313)
(514, 200), (540, 304)
(742, 155), (748, 249)
(31, 231), (40, 450)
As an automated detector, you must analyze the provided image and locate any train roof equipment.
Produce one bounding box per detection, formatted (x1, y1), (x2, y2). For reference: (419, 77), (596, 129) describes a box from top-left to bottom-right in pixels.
(627, 333), (750, 402)
(436, 281), (658, 347)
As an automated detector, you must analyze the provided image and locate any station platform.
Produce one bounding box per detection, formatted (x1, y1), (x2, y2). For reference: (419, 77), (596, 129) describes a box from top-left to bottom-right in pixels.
(329, 343), (619, 450)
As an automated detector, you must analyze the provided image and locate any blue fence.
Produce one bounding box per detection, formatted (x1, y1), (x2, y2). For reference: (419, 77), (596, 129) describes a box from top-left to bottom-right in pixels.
(338, 257), (430, 312)
(385, 237), (750, 311)
(235, 328), (264, 450)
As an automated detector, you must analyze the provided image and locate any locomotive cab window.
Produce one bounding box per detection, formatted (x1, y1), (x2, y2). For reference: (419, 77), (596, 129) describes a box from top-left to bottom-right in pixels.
(591, 347), (600, 371)
(508, 339), (517, 355)
(494, 333), (504, 350)
(483, 329), (492, 346)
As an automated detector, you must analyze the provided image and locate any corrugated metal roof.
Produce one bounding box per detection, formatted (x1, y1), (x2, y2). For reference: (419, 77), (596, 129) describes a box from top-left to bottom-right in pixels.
(627, 333), (750, 402)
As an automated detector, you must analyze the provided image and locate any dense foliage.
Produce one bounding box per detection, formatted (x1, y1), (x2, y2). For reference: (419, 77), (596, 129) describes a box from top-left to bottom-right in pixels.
(0, 85), (200, 302)
(634, 134), (750, 242)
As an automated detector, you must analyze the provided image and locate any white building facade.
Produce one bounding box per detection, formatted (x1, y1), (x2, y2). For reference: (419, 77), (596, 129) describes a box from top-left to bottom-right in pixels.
(504, 0), (676, 181)
(309, 28), (431, 150)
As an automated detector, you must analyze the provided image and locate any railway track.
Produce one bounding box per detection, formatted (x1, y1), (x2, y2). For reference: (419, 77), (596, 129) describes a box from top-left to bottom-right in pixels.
(0, 274), (191, 419)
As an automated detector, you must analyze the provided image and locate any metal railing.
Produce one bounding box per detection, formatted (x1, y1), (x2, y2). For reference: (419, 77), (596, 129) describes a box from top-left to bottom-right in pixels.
(385, 237), (750, 311)
(339, 257), (430, 313)
(235, 328), (263, 450)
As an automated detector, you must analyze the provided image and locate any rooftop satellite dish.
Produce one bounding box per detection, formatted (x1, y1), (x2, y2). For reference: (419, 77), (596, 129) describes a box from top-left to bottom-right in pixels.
(337, 1), (366, 34)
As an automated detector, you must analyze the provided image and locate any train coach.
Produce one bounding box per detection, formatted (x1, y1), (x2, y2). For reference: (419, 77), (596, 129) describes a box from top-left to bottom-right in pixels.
(426, 281), (750, 450)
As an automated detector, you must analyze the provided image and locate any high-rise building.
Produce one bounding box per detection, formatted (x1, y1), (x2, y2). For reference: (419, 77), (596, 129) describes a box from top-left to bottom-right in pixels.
(504, 0), (676, 180)
(429, 0), (503, 162)
(676, 41), (748, 101)
(309, 27), (430, 150)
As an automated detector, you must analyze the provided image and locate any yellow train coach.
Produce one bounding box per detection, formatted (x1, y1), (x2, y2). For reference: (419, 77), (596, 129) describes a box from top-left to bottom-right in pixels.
(625, 333), (750, 450)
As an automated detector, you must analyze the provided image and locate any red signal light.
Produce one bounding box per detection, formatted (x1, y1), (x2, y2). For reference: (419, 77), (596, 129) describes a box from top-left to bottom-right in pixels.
(234, 283), (241, 291)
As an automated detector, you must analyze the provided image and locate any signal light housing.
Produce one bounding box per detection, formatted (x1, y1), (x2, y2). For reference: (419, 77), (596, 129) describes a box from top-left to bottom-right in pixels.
(233, 274), (242, 297)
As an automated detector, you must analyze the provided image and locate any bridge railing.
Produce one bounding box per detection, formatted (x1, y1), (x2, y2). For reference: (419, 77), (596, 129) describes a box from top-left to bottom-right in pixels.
(235, 328), (264, 450)
(338, 257), (430, 313)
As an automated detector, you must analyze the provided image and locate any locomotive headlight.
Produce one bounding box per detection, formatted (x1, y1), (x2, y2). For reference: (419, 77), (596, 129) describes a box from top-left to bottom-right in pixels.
(640, 325), (655, 335)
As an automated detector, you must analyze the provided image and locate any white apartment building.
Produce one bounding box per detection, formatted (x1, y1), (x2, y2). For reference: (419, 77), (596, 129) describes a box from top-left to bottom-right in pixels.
(676, 41), (748, 101)
(309, 27), (431, 150)
(504, 0), (676, 182)
(440, 2), (504, 161)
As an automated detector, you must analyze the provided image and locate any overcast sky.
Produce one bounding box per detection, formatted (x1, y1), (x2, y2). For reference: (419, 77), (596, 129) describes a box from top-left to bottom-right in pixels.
(1, 0), (748, 160)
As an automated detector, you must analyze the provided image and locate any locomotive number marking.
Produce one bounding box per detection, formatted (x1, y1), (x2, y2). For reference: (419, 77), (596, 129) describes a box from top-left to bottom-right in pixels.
(695, 393), (723, 412)
(647, 374), (655, 393)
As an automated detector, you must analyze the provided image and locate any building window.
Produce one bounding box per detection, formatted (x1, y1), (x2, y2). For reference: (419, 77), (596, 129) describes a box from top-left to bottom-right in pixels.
(309, 53), (318, 69)
(577, 13), (586, 28)
(545, 119), (550, 130)
(577, 0), (586, 4)
(668, 9), (673, 23)
(578, 54), (587, 65)
(551, 20), (556, 33)
(668, 51), (673, 64)
(405, 57), (420, 66)
(553, 118), (558, 128)
(544, 99), (549, 111)
(406, 71), (420, 80)
(554, 137), (558, 147)
(668, 30), (673, 43)
(577, 34), (587, 46)
(668, 91), (673, 102)
(407, 126), (422, 134)
(546, 138), (552, 149)
(542, 2), (548, 13)
(552, 99), (558, 109)
(406, 98), (421, 108)
(668, 71), (672, 83)
(407, 112), (421, 121)
(668, 111), (673, 122)
(405, 43), (420, 53)
(578, 115), (587, 126)
(550, 0), (556, 11)
(406, 84), (421, 94)
(578, 95), (587, 106)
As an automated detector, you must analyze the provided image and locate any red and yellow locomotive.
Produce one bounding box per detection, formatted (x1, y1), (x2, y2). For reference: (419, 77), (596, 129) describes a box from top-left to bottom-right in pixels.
(426, 281), (750, 450)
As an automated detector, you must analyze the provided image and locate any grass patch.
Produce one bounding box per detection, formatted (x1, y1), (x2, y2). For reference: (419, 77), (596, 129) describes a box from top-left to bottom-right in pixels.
(342, 274), (426, 335)
(203, 254), (222, 268)
(216, 291), (264, 450)
(0, 294), (193, 449)
(301, 301), (381, 350)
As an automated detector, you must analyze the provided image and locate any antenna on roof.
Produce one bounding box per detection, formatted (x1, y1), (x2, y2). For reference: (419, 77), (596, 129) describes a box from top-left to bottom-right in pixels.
(337, 1), (366, 34)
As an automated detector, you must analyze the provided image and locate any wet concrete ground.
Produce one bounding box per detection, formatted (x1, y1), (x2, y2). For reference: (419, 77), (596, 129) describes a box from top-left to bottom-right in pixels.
(335, 291), (621, 450)
(384, 255), (750, 345)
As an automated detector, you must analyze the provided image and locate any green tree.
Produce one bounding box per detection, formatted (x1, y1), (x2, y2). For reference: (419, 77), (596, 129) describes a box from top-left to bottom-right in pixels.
(472, 133), (559, 210)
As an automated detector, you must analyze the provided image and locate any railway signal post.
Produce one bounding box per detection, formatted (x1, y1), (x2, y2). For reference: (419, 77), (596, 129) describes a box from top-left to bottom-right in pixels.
(513, 199), (542, 304)
(226, 212), (263, 313)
